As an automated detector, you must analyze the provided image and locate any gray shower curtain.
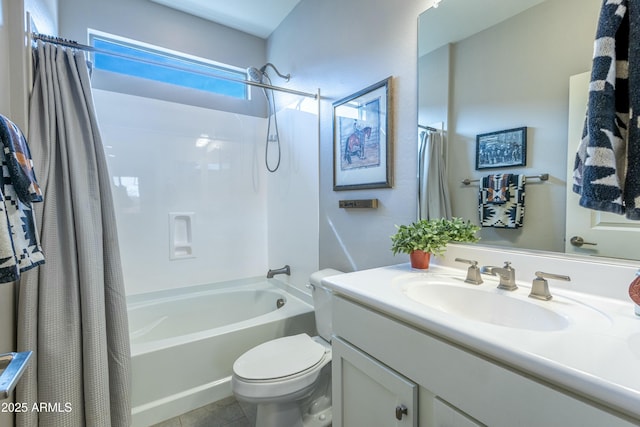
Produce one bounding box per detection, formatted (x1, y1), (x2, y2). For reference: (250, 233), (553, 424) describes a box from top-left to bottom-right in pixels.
(15, 40), (131, 427)
(418, 128), (452, 220)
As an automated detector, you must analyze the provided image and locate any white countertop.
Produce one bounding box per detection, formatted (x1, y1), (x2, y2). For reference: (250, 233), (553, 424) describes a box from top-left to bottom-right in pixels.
(322, 263), (640, 421)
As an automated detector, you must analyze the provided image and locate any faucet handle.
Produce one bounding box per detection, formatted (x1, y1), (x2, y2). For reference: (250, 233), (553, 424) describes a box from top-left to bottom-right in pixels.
(454, 258), (483, 285)
(535, 271), (571, 281)
(529, 271), (571, 301)
(454, 258), (479, 267)
(499, 261), (517, 291)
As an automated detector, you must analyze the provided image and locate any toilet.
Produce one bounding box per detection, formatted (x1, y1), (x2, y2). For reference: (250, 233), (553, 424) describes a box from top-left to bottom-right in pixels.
(232, 269), (341, 427)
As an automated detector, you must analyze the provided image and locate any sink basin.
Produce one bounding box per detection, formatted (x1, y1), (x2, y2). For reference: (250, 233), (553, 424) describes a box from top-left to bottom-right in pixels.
(404, 284), (568, 331)
(397, 277), (612, 331)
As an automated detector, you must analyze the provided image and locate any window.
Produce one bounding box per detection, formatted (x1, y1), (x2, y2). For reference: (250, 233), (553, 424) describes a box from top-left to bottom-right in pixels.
(89, 32), (248, 99)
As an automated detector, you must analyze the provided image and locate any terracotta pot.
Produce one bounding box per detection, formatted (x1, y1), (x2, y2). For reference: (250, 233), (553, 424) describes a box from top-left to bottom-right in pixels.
(410, 250), (431, 269)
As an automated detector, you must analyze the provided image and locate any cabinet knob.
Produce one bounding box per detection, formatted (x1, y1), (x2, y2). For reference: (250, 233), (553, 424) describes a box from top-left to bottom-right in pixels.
(395, 404), (408, 420)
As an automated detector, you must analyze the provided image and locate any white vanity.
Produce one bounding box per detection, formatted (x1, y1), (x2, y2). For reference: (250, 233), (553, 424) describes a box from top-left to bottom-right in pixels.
(322, 246), (640, 426)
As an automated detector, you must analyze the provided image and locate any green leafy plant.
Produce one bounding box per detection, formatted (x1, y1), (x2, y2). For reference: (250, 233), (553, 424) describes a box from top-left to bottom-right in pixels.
(390, 217), (480, 256)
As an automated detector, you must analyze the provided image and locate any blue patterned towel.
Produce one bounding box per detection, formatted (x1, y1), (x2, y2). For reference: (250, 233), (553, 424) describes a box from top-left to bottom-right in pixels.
(0, 115), (42, 203)
(0, 115), (45, 283)
(573, 0), (640, 220)
(482, 174), (511, 204)
(479, 174), (525, 229)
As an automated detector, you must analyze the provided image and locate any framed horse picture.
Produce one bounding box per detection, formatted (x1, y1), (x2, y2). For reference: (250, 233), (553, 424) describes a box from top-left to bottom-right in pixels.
(333, 77), (393, 190)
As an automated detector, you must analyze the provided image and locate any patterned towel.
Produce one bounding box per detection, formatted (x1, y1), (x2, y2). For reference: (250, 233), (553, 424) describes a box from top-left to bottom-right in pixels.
(482, 174), (511, 204)
(479, 174), (525, 228)
(0, 115), (45, 283)
(0, 115), (42, 203)
(573, 0), (640, 220)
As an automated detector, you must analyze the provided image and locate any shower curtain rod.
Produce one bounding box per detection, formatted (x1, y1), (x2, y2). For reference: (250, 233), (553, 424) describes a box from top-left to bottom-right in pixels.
(419, 124), (442, 132)
(30, 32), (319, 99)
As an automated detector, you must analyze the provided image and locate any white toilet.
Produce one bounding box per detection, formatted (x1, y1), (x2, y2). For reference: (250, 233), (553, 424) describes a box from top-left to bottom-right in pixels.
(232, 269), (341, 427)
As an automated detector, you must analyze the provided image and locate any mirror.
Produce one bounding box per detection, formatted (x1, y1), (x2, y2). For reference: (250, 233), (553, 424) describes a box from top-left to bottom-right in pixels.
(417, 0), (640, 260)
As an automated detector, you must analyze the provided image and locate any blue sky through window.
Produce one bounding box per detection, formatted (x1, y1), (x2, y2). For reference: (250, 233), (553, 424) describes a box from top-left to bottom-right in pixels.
(91, 36), (247, 99)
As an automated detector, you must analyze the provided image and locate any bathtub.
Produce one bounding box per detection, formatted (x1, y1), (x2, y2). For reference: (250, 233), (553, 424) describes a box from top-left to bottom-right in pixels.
(127, 277), (316, 427)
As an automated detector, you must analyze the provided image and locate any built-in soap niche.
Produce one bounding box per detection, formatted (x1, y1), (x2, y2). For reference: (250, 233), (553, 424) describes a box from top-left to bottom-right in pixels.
(169, 212), (195, 260)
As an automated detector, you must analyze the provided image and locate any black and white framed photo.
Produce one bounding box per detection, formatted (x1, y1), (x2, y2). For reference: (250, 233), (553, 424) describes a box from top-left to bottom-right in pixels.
(475, 127), (527, 170)
(333, 77), (392, 191)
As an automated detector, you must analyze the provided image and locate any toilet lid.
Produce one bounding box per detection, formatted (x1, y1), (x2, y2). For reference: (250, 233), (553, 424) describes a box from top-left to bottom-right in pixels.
(233, 333), (326, 380)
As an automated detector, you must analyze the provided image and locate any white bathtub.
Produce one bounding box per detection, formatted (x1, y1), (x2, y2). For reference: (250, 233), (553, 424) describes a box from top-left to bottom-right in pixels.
(127, 278), (316, 427)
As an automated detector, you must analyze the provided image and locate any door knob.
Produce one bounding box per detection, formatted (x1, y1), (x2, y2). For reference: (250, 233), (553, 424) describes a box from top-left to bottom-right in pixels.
(570, 236), (597, 247)
(395, 404), (408, 420)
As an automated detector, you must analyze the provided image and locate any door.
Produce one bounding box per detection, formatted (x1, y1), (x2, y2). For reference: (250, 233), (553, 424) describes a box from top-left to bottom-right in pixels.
(332, 337), (417, 427)
(565, 72), (640, 260)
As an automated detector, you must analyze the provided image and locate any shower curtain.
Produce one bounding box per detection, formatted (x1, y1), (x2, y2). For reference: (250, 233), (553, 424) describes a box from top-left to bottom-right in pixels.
(15, 41), (131, 427)
(418, 128), (452, 220)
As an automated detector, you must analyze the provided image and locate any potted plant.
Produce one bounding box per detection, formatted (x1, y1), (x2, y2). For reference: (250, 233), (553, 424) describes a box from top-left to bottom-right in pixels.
(390, 217), (480, 269)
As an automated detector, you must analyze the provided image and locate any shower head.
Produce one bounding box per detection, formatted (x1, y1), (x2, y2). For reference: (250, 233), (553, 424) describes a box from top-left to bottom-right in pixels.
(247, 66), (265, 83)
(246, 62), (290, 83)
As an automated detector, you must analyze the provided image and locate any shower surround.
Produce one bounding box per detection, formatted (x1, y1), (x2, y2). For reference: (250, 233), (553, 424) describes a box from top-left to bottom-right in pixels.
(93, 89), (320, 296)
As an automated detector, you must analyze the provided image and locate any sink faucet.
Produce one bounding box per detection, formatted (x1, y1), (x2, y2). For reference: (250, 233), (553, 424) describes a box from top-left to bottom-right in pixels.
(529, 271), (571, 300)
(454, 258), (483, 285)
(480, 261), (517, 291)
(267, 265), (290, 278)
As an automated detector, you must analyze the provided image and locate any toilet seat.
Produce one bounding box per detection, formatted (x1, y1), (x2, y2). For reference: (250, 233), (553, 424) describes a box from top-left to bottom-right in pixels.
(232, 333), (331, 402)
(234, 333), (326, 380)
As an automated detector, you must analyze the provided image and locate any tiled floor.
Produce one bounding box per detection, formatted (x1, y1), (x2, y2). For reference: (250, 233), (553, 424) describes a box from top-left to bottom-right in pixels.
(151, 396), (256, 427)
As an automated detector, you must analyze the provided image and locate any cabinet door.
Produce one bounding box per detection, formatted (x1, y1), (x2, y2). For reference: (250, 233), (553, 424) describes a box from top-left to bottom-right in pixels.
(332, 337), (417, 427)
(434, 397), (484, 427)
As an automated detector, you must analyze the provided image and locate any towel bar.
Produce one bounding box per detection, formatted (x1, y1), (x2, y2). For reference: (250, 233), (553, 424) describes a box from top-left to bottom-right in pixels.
(0, 351), (32, 399)
(462, 173), (549, 186)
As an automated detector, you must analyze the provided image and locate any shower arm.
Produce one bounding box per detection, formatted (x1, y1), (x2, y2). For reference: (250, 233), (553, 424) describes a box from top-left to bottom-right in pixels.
(261, 63), (290, 82)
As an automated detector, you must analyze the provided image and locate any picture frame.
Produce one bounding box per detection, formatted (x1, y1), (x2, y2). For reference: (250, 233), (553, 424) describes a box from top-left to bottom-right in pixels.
(475, 127), (527, 170)
(333, 77), (392, 191)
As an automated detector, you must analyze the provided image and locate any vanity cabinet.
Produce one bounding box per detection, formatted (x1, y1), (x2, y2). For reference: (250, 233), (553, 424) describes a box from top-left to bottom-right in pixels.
(331, 295), (638, 427)
(332, 337), (417, 426)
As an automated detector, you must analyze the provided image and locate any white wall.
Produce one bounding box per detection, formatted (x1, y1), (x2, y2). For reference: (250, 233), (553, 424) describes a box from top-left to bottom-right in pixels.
(0, 0), (9, 117)
(94, 90), (267, 295)
(269, 0), (430, 272)
(419, 44), (450, 130)
(26, 0), (57, 33)
(266, 98), (320, 290)
(93, 89), (319, 296)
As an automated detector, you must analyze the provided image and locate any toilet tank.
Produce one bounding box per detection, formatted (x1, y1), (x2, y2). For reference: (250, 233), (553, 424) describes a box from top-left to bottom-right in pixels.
(309, 269), (343, 342)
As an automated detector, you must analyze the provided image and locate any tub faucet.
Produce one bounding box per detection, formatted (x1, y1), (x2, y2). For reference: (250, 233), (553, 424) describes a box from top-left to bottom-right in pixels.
(267, 265), (290, 278)
(480, 261), (517, 291)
